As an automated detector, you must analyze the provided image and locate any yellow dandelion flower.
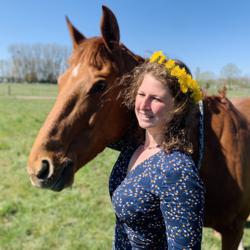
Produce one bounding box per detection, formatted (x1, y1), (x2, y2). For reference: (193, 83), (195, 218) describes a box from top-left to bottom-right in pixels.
(170, 65), (181, 78)
(177, 68), (187, 82)
(165, 60), (175, 70)
(158, 55), (166, 64)
(149, 50), (203, 103)
(191, 89), (203, 102)
(186, 77), (195, 89)
(180, 82), (188, 93)
(149, 51), (164, 63)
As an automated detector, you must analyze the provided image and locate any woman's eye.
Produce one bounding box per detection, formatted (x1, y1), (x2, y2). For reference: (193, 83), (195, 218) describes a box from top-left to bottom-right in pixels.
(153, 97), (162, 102)
(137, 92), (145, 96)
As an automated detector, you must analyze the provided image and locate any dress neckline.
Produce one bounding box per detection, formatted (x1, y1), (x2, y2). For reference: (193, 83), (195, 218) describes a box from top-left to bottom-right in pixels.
(126, 148), (163, 176)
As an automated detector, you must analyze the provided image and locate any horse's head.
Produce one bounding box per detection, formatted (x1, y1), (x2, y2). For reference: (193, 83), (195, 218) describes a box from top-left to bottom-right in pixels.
(27, 6), (142, 191)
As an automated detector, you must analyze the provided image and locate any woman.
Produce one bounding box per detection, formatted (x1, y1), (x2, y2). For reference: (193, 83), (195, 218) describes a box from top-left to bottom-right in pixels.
(109, 51), (205, 249)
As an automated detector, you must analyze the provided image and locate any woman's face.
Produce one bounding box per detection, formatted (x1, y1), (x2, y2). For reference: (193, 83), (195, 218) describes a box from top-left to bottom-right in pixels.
(135, 73), (174, 134)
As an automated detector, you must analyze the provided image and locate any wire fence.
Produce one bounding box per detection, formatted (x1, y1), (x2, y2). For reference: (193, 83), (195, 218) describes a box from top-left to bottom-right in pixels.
(0, 82), (249, 99)
(0, 83), (58, 98)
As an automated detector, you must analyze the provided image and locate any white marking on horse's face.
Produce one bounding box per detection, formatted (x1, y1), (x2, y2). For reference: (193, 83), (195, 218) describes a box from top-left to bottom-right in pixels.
(72, 64), (81, 77)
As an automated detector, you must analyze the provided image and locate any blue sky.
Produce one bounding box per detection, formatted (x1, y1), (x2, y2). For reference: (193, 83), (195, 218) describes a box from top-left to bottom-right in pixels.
(1, 0), (250, 77)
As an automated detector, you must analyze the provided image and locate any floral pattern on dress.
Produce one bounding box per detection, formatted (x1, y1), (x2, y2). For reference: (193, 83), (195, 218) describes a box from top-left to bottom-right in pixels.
(109, 144), (205, 250)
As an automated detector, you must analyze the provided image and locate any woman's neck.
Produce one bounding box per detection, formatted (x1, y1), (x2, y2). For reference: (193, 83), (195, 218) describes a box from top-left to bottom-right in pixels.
(144, 130), (163, 148)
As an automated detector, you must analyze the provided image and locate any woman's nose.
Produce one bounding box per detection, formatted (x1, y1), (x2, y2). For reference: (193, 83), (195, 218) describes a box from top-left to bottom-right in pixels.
(141, 97), (151, 110)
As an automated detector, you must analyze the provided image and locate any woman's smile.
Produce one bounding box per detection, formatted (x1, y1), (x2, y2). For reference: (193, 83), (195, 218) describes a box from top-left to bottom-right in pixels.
(138, 111), (154, 119)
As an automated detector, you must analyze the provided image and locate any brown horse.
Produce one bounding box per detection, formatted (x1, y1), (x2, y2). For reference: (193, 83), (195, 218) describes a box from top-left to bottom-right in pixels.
(232, 97), (250, 123)
(27, 6), (250, 250)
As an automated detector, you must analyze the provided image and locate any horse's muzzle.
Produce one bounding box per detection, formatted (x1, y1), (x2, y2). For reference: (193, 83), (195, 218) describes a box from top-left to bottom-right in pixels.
(29, 159), (74, 192)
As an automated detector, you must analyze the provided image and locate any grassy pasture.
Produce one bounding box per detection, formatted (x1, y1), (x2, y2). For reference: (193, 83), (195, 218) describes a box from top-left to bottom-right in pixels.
(0, 83), (249, 249)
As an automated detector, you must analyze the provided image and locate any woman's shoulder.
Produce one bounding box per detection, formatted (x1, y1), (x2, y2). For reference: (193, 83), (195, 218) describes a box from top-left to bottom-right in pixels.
(159, 149), (194, 166)
(155, 150), (196, 176)
(152, 150), (203, 194)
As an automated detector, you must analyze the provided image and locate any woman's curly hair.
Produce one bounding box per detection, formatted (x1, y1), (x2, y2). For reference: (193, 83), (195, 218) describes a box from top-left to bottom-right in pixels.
(119, 60), (197, 154)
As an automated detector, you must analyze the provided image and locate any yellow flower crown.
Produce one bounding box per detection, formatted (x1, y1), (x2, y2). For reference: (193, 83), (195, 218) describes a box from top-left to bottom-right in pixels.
(149, 51), (203, 103)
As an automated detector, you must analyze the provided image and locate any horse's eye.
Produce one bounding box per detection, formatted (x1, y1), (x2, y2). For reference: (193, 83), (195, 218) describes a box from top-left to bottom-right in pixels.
(90, 80), (107, 94)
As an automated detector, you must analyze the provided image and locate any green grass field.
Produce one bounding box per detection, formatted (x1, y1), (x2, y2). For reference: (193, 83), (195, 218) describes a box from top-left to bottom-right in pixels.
(0, 83), (249, 249)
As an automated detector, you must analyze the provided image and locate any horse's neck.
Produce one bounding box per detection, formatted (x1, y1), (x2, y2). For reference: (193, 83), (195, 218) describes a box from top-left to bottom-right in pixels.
(231, 97), (250, 123)
(203, 96), (249, 161)
(191, 96), (232, 169)
(204, 96), (228, 147)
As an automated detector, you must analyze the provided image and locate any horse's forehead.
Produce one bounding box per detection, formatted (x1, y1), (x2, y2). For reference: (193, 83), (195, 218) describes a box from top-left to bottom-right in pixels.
(71, 49), (112, 74)
(74, 56), (113, 78)
(71, 63), (81, 77)
(58, 56), (114, 94)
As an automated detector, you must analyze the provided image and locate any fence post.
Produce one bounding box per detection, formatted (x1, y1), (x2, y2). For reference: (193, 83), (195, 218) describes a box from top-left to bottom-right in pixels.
(8, 84), (11, 96)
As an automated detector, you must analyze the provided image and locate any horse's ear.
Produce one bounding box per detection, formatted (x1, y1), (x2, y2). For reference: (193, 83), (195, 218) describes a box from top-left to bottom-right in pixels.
(100, 5), (120, 51)
(66, 16), (86, 49)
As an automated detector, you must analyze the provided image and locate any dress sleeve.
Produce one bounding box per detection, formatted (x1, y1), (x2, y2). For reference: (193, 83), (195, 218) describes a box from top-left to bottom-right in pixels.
(107, 117), (140, 152)
(107, 135), (130, 151)
(155, 152), (205, 249)
(107, 131), (139, 152)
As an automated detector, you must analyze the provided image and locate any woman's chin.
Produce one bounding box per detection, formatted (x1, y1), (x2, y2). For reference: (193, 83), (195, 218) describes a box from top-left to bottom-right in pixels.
(138, 120), (154, 129)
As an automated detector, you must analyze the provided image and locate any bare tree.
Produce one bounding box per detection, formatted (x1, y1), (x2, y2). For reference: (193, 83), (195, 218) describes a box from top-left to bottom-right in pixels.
(197, 70), (217, 90)
(8, 43), (70, 83)
(220, 63), (241, 89)
(0, 60), (11, 82)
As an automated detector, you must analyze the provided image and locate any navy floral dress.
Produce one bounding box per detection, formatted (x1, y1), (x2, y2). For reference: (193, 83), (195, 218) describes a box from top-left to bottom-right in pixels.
(109, 140), (205, 250)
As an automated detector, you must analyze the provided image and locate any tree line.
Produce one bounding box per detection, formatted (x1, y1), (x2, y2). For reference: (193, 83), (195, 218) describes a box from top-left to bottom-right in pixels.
(0, 44), (70, 83)
(0, 43), (249, 89)
(195, 64), (250, 90)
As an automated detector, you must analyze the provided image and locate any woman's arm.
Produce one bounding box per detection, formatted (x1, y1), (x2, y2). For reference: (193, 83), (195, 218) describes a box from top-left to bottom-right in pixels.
(107, 135), (130, 151)
(156, 152), (205, 249)
(112, 216), (131, 249)
(107, 117), (140, 152)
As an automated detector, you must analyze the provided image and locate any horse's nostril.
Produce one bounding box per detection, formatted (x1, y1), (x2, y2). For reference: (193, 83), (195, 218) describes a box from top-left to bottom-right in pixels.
(37, 159), (50, 180)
